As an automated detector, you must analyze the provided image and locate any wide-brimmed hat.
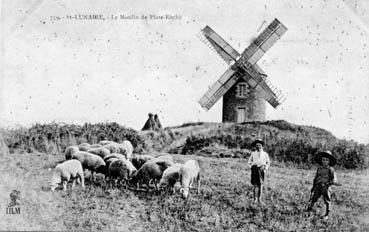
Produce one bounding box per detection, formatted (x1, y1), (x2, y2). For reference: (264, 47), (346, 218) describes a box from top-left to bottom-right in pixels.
(251, 139), (264, 147)
(314, 151), (337, 166)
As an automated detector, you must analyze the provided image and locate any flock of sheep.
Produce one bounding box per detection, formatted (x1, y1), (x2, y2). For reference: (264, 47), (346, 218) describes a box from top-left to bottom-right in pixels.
(50, 140), (201, 199)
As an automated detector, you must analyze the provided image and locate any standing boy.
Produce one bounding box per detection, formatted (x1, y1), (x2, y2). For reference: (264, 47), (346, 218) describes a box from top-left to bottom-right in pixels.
(247, 139), (270, 205)
(306, 151), (340, 220)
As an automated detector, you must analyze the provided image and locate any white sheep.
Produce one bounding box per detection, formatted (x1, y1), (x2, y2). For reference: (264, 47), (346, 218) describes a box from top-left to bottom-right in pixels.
(101, 141), (133, 159)
(71, 151), (106, 180)
(64, 146), (79, 160)
(77, 143), (91, 152)
(103, 142), (119, 154)
(158, 163), (183, 193)
(99, 140), (114, 146)
(90, 143), (102, 149)
(122, 159), (136, 178)
(51, 159), (85, 191)
(120, 140), (134, 160)
(87, 147), (110, 159)
(179, 160), (201, 199)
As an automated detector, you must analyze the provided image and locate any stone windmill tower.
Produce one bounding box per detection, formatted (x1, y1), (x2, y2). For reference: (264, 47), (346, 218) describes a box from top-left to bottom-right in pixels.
(198, 19), (288, 122)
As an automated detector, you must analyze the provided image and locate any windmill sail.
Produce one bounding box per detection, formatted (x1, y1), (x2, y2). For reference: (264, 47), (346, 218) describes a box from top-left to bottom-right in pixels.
(197, 18), (287, 111)
(198, 66), (240, 110)
(241, 18), (288, 65)
(238, 61), (285, 108)
(197, 26), (240, 64)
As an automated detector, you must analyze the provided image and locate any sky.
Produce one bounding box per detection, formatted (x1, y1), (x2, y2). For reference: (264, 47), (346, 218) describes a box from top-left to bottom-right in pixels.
(0, 0), (368, 143)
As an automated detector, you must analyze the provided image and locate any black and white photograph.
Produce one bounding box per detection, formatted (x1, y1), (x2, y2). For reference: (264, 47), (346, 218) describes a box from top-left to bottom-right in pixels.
(0, 0), (368, 231)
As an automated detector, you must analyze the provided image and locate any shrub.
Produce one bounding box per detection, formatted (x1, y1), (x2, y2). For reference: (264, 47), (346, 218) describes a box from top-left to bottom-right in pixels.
(139, 129), (176, 152)
(180, 122), (369, 170)
(3, 122), (146, 154)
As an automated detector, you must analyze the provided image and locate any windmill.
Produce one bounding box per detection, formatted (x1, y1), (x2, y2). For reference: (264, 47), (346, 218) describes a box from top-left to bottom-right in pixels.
(198, 18), (288, 123)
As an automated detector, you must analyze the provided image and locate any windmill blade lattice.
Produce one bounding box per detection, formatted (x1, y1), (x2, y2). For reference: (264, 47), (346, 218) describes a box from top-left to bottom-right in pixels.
(197, 30), (234, 64)
(264, 78), (286, 106)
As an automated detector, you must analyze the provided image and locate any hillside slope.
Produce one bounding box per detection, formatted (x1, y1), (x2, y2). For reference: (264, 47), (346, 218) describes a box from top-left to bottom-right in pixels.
(142, 120), (369, 169)
(2, 120), (368, 169)
(164, 120), (337, 150)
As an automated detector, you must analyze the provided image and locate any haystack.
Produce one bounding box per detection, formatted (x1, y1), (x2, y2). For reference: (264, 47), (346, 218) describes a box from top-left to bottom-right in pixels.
(142, 113), (159, 131)
(154, 114), (163, 129)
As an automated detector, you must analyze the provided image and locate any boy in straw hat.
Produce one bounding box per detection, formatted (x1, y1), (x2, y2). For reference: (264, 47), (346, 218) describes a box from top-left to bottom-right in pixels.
(306, 151), (341, 220)
(247, 139), (270, 205)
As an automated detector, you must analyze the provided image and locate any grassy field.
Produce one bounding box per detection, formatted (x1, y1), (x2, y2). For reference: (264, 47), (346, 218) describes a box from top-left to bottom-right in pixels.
(1, 151), (368, 231)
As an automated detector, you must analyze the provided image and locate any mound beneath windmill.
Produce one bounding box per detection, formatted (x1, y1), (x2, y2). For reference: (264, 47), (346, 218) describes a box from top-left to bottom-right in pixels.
(145, 120), (369, 169)
(2, 120), (368, 169)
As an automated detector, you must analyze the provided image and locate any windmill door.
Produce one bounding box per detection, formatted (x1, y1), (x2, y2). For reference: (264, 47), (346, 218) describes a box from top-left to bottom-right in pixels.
(236, 107), (246, 123)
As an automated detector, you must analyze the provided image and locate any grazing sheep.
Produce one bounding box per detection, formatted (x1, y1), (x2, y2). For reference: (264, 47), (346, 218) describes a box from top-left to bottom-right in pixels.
(103, 143), (119, 153)
(153, 156), (175, 173)
(64, 146), (79, 160)
(71, 151), (106, 180)
(79, 142), (90, 146)
(90, 144), (102, 149)
(104, 153), (126, 162)
(179, 160), (201, 199)
(107, 159), (137, 188)
(107, 159), (126, 187)
(77, 143), (91, 152)
(103, 141), (133, 159)
(131, 154), (154, 170)
(105, 157), (119, 168)
(51, 159), (84, 192)
(104, 154), (127, 171)
(130, 161), (162, 191)
(99, 140), (114, 146)
(158, 163), (183, 193)
(78, 146), (90, 152)
(120, 140), (134, 160)
(121, 159), (136, 178)
(87, 147), (110, 159)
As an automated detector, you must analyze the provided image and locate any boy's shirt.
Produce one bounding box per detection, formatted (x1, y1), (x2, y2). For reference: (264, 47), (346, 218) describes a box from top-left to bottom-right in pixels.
(313, 166), (337, 187)
(247, 150), (270, 170)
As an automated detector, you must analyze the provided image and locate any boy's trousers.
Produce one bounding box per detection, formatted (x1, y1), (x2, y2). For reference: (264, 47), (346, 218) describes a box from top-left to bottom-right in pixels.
(310, 183), (331, 205)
